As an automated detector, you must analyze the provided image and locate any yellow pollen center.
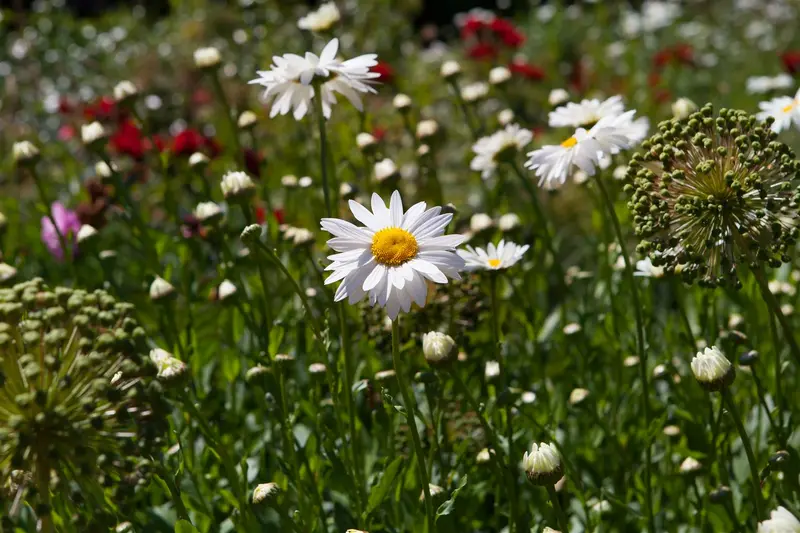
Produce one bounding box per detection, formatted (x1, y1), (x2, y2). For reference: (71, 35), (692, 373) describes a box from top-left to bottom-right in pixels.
(371, 227), (419, 266)
(783, 102), (796, 113)
(488, 258), (502, 268)
(561, 136), (578, 148)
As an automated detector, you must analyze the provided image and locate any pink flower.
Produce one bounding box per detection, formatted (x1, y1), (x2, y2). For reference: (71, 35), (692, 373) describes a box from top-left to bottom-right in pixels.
(41, 202), (81, 260)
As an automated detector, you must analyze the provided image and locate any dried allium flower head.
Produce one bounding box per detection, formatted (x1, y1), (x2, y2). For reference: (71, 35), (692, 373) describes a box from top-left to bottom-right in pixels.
(0, 279), (169, 516)
(626, 104), (800, 287)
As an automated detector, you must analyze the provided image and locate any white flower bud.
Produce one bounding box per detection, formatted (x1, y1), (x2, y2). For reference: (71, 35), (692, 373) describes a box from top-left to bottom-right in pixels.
(194, 202), (223, 223)
(374, 369), (396, 381)
(76, 224), (98, 244)
(440, 60), (462, 80)
(489, 66), (512, 86)
(237, 110), (258, 129)
(416, 119), (439, 140)
(374, 158), (399, 182)
(543, 528), (561, 533)
(613, 165), (629, 181)
(470, 213), (493, 233)
(0, 262), (17, 283)
(95, 160), (115, 178)
(189, 152), (210, 168)
(476, 448), (494, 463)
(498, 213), (521, 232)
(149, 276), (176, 301)
(522, 442), (562, 485)
(672, 97), (697, 120)
(218, 280), (238, 301)
(194, 47), (221, 69)
(422, 331), (456, 366)
(252, 482), (279, 505)
(297, 1), (340, 32)
(356, 132), (377, 151)
(484, 360), (500, 380)
(393, 93), (412, 111)
(290, 228), (315, 247)
(461, 82), (489, 103)
(548, 88), (570, 106)
(81, 121), (107, 145)
(679, 457), (702, 474)
(149, 348), (187, 381)
(12, 140), (39, 164)
(497, 108), (515, 126)
(339, 182), (356, 198)
(298, 176), (313, 188)
(220, 171), (255, 199)
(113, 80), (138, 103)
(281, 174), (299, 188)
(568, 388), (589, 406)
(690, 346), (734, 391)
(563, 323), (582, 336)
(417, 144), (431, 158)
(308, 362), (327, 375)
(419, 483), (445, 502)
(115, 522), (134, 533)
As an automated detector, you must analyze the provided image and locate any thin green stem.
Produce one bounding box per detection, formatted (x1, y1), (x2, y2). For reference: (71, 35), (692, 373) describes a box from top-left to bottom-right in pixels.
(593, 175), (654, 533)
(314, 89), (334, 217)
(157, 465), (191, 522)
(749, 260), (800, 367)
(392, 319), (435, 532)
(721, 389), (764, 520)
(209, 72), (245, 170)
(447, 79), (479, 139)
(278, 370), (307, 531)
(546, 484), (570, 533)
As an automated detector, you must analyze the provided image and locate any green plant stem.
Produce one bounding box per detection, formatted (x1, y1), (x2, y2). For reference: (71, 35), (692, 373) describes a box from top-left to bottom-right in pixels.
(209, 72), (245, 169)
(593, 175), (654, 533)
(392, 319), (435, 532)
(546, 484), (569, 533)
(721, 389), (764, 520)
(157, 465), (191, 522)
(277, 370), (307, 531)
(749, 263), (800, 367)
(36, 454), (53, 533)
(447, 79), (479, 139)
(314, 88), (334, 217)
(750, 368), (783, 446)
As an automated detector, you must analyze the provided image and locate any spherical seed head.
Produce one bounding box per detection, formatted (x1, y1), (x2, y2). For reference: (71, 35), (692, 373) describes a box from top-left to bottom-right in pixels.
(422, 331), (456, 366)
(522, 442), (562, 485)
(625, 104), (800, 288)
(252, 482), (279, 505)
(240, 224), (262, 245)
(0, 281), (169, 517)
(690, 345), (735, 391)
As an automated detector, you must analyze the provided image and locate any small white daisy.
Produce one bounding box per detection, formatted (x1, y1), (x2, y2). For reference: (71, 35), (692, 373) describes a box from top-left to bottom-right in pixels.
(297, 2), (341, 32)
(548, 95), (625, 128)
(470, 124), (533, 180)
(458, 240), (529, 271)
(757, 88), (800, 133)
(321, 191), (465, 319)
(249, 38), (379, 121)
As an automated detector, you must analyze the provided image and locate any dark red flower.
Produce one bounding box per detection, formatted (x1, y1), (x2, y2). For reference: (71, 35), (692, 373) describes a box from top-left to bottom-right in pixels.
(192, 88), (214, 106)
(110, 120), (145, 160)
(204, 136), (222, 158)
(467, 43), (498, 61)
(244, 149), (263, 178)
(781, 51), (800, 74)
(150, 135), (167, 153)
(59, 97), (75, 115)
(647, 71), (662, 88)
(653, 44), (694, 69)
(652, 49), (673, 69)
(372, 61), (395, 83)
(272, 208), (285, 225)
(460, 17), (487, 41)
(371, 127), (387, 142)
(653, 88), (672, 104)
(490, 18), (524, 48)
(171, 129), (206, 156)
(83, 96), (117, 121)
(509, 60), (545, 81)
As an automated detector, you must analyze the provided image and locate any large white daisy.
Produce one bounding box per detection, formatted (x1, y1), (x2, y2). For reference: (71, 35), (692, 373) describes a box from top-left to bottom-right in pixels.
(524, 113), (633, 189)
(757, 88), (800, 133)
(321, 191), (465, 319)
(470, 124), (533, 179)
(548, 95), (625, 128)
(249, 38), (379, 121)
(458, 240), (529, 271)
(758, 506), (800, 533)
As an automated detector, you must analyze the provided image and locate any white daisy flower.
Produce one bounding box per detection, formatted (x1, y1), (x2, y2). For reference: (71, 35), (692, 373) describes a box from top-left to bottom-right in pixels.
(548, 95), (625, 128)
(758, 506), (800, 533)
(470, 124), (533, 180)
(461, 82), (489, 103)
(548, 88), (570, 107)
(458, 240), (529, 271)
(297, 2), (340, 32)
(524, 112), (634, 189)
(757, 88), (800, 132)
(320, 191), (465, 319)
(249, 38), (379, 121)
(746, 74), (794, 94)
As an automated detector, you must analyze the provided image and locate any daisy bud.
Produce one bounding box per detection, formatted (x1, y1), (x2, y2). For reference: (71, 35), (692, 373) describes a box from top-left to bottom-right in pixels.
(522, 442), (562, 486)
(237, 110), (258, 129)
(470, 213), (493, 233)
(281, 174), (299, 188)
(497, 109), (515, 126)
(245, 365), (270, 387)
(568, 387), (590, 406)
(241, 224), (263, 245)
(115, 522), (134, 533)
(188, 152), (210, 169)
(489, 66), (512, 86)
(113, 80), (138, 103)
(663, 425), (681, 437)
(548, 88), (570, 106)
(0, 262), (17, 283)
(416, 119), (439, 140)
(81, 121), (107, 146)
(416, 144), (431, 159)
(298, 176), (313, 188)
(290, 228), (315, 247)
(739, 350), (759, 366)
(440, 60), (461, 80)
(297, 1), (340, 32)
(356, 132), (378, 153)
(95, 160), (115, 178)
(521, 391), (537, 404)
(99, 249), (118, 261)
(392, 93), (412, 111)
(589, 499), (612, 515)
(12, 140), (40, 165)
(422, 331), (456, 366)
(220, 170), (256, 199)
(309, 362), (327, 375)
(217, 280), (238, 301)
(194, 46), (221, 69)
(76, 224), (98, 244)
(149, 276), (176, 302)
(339, 182), (357, 199)
(484, 360), (501, 380)
(149, 348), (188, 382)
(498, 213), (521, 232)
(476, 448), (495, 463)
(679, 457), (702, 475)
(374, 158), (399, 183)
(195, 202), (223, 224)
(252, 482), (279, 505)
(690, 346), (734, 391)
(419, 483), (445, 503)
(461, 82), (489, 103)
(374, 369), (396, 382)
(671, 97), (697, 119)
(274, 353), (296, 367)
(563, 323), (582, 336)
(613, 165), (628, 180)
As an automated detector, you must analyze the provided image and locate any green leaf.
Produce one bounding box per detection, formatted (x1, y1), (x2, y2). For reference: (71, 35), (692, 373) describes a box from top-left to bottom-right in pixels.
(537, 306), (562, 343)
(366, 457), (405, 515)
(435, 475), (468, 521)
(221, 351), (241, 383)
(175, 519), (200, 533)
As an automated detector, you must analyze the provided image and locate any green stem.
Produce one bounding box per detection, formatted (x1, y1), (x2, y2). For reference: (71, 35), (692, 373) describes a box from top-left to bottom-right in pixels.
(314, 88), (334, 217)
(593, 175), (654, 533)
(546, 484), (570, 533)
(339, 302), (366, 519)
(278, 370), (307, 531)
(447, 79), (479, 139)
(392, 319), (435, 532)
(158, 465), (191, 522)
(36, 454), (53, 533)
(721, 389), (764, 520)
(210, 72), (245, 170)
(748, 259), (800, 367)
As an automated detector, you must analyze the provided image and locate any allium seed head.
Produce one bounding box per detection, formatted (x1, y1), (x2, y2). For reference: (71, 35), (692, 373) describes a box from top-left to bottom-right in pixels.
(625, 104), (800, 287)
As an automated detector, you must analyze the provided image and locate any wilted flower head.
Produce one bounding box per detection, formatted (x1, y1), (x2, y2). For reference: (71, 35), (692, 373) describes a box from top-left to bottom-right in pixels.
(691, 345), (734, 391)
(0, 280), (169, 516)
(625, 104), (800, 287)
(220, 171), (256, 199)
(422, 331), (456, 366)
(194, 46), (221, 69)
(297, 1), (340, 32)
(522, 442), (562, 485)
(758, 506), (800, 533)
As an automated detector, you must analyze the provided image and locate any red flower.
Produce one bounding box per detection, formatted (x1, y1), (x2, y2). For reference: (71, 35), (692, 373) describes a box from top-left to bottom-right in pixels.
(204, 136), (222, 158)
(781, 51), (800, 74)
(653, 44), (694, 69)
(272, 208), (285, 225)
(83, 96), (117, 121)
(244, 149), (263, 178)
(171, 129), (206, 156)
(59, 97), (75, 115)
(647, 71), (662, 88)
(371, 127), (387, 142)
(490, 18), (525, 48)
(460, 17), (487, 41)
(509, 60), (545, 81)
(468, 43), (498, 61)
(58, 124), (76, 141)
(150, 135), (167, 153)
(652, 49), (673, 69)
(255, 205), (266, 225)
(372, 61), (395, 83)
(110, 120), (145, 160)
(192, 88), (214, 106)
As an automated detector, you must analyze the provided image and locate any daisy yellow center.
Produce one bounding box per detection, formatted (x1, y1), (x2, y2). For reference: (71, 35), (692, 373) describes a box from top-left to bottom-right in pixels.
(488, 258), (502, 268)
(783, 101), (796, 113)
(561, 136), (578, 148)
(371, 227), (419, 266)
